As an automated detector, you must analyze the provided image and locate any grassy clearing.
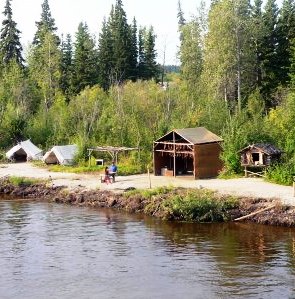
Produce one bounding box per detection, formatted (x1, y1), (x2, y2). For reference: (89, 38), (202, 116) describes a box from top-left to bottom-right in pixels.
(32, 159), (143, 175)
(124, 187), (239, 222)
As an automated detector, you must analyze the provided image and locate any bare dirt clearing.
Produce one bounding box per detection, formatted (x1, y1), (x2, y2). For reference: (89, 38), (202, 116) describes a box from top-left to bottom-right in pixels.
(0, 162), (294, 206)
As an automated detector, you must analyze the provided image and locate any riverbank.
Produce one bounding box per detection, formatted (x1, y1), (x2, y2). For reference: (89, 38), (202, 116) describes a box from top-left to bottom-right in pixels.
(1, 178), (295, 227)
(1, 162), (295, 206)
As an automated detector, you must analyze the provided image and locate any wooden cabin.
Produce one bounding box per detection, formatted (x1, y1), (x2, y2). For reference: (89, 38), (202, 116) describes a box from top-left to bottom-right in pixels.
(239, 143), (282, 167)
(153, 127), (223, 179)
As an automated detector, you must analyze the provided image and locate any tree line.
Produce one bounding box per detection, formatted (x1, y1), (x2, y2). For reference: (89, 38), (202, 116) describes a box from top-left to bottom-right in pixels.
(177, 0), (295, 184)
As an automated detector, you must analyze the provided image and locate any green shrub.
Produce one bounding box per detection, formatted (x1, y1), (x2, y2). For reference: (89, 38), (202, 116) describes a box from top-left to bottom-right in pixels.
(163, 190), (238, 222)
(266, 162), (295, 186)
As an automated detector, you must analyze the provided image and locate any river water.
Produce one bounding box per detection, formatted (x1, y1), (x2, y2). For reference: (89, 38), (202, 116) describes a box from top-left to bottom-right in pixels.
(0, 200), (295, 299)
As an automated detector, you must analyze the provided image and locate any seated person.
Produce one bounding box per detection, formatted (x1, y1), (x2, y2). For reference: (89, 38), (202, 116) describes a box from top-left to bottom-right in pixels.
(103, 166), (112, 184)
(109, 161), (118, 182)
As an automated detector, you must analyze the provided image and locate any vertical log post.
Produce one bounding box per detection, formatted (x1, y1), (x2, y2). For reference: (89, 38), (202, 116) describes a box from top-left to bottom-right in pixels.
(173, 131), (176, 177)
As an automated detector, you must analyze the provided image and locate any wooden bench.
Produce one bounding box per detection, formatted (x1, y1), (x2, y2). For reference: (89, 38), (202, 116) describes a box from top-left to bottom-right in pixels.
(109, 172), (117, 182)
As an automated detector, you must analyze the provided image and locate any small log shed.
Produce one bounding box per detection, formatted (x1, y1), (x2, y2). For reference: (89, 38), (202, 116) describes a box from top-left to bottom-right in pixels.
(239, 143), (282, 168)
(153, 127), (223, 179)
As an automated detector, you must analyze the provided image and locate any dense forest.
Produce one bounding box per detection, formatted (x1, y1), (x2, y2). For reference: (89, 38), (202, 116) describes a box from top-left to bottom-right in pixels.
(1, 0), (295, 184)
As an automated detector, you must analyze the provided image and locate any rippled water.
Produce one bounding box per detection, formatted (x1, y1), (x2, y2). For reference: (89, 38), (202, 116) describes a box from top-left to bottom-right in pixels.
(0, 200), (295, 299)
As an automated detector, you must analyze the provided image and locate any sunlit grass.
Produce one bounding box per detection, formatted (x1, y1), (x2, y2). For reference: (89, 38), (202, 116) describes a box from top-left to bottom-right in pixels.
(8, 176), (44, 186)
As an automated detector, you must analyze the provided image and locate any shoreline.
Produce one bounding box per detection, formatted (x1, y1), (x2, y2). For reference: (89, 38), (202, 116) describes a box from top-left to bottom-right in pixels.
(1, 180), (295, 227)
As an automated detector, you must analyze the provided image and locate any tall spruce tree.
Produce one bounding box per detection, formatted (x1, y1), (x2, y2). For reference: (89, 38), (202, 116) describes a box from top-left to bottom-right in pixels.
(33, 0), (59, 47)
(60, 34), (73, 100)
(0, 0), (24, 67)
(143, 26), (158, 80)
(109, 0), (134, 83)
(129, 18), (138, 81)
(277, 0), (295, 86)
(97, 18), (114, 91)
(251, 0), (264, 89)
(72, 22), (98, 94)
(261, 0), (279, 102)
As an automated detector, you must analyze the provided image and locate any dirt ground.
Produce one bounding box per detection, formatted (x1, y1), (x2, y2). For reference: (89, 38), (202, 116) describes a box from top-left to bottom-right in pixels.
(0, 162), (294, 206)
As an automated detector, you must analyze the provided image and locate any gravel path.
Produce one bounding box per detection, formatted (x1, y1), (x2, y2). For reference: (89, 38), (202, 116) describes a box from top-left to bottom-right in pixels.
(0, 162), (294, 206)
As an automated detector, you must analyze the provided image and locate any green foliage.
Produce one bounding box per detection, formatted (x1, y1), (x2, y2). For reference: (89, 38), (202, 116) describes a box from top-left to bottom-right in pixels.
(126, 187), (238, 222)
(163, 190), (238, 222)
(8, 176), (42, 186)
(266, 161), (295, 186)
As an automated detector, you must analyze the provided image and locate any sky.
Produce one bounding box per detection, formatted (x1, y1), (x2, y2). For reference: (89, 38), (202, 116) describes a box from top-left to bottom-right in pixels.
(0, 0), (284, 65)
(0, 0), (206, 65)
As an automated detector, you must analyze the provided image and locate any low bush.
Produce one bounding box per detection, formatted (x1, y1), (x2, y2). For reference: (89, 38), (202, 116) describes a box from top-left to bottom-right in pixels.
(163, 189), (238, 222)
(265, 163), (295, 186)
(124, 187), (238, 222)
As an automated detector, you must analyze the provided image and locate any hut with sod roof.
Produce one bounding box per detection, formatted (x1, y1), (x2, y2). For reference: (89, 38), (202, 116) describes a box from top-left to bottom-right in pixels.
(153, 127), (223, 179)
(239, 143), (282, 168)
(239, 143), (282, 177)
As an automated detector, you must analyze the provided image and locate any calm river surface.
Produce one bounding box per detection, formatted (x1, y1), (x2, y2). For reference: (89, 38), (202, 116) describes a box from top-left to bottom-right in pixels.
(0, 200), (295, 299)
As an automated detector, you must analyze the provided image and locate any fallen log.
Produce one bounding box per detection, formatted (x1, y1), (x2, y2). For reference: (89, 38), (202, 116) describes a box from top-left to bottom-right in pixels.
(234, 204), (277, 222)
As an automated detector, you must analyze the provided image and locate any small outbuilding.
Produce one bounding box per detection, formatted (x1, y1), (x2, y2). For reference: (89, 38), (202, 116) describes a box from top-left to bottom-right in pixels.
(6, 140), (43, 162)
(153, 127), (223, 179)
(43, 144), (78, 165)
(239, 143), (282, 167)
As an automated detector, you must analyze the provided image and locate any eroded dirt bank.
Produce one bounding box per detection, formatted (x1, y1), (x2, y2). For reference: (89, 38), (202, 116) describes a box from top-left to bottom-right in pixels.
(1, 181), (295, 227)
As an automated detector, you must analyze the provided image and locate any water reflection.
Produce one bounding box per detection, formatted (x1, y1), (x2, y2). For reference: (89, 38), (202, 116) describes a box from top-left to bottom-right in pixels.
(0, 200), (295, 299)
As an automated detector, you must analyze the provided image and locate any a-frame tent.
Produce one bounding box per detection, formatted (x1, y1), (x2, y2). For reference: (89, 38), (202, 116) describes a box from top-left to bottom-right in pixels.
(43, 144), (78, 165)
(6, 140), (43, 162)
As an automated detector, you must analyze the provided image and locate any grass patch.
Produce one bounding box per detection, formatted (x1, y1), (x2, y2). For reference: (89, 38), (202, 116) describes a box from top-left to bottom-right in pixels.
(124, 186), (174, 199)
(32, 160), (105, 174)
(32, 159), (144, 175)
(48, 164), (104, 174)
(8, 176), (43, 187)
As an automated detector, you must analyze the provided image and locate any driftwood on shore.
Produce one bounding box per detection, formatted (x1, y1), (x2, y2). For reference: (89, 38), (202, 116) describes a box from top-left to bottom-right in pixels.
(234, 204), (277, 221)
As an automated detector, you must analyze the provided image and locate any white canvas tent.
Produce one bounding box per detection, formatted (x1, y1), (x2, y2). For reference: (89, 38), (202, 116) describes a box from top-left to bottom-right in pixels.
(43, 144), (78, 165)
(6, 140), (43, 162)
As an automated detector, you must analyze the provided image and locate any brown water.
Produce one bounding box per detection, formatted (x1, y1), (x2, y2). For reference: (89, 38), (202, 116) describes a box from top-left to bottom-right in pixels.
(0, 200), (295, 299)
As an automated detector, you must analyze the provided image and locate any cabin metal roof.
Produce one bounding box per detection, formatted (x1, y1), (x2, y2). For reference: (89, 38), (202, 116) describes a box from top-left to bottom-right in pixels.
(156, 127), (223, 145)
